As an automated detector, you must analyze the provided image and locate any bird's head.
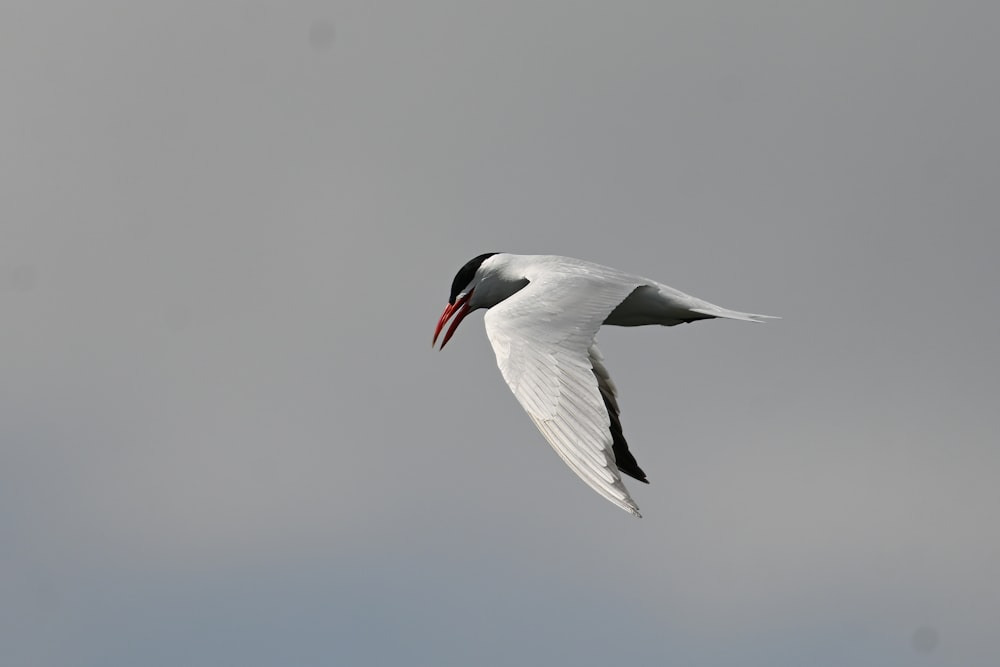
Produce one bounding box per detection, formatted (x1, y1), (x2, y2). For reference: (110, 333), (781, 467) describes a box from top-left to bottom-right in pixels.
(433, 252), (498, 349)
(436, 251), (537, 349)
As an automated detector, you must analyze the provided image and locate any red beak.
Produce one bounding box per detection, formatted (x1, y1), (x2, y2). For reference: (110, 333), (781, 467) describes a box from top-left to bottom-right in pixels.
(433, 290), (473, 349)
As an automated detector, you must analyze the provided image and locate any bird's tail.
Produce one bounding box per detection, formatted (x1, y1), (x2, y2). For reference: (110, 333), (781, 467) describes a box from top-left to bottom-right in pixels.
(689, 306), (780, 323)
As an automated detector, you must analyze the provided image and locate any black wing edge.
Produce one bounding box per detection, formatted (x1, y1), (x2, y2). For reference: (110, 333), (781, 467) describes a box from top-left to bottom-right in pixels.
(597, 378), (649, 484)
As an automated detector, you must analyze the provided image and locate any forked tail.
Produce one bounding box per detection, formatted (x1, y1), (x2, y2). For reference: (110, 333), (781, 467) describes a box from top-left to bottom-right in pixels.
(689, 307), (780, 323)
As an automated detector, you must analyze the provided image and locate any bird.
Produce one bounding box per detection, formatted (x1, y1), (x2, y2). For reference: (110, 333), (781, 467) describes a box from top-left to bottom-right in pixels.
(433, 253), (776, 517)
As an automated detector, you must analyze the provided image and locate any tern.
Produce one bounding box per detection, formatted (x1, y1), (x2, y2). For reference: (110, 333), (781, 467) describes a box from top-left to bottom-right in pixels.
(433, 253), (776, 517)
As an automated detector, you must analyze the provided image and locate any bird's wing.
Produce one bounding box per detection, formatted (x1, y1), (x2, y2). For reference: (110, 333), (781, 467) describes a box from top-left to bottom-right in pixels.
(589, 343), (648, 485)
(483, 268), (645, 516)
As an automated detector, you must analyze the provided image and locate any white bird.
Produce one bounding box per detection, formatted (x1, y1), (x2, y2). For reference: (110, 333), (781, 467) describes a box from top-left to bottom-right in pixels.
(433, 253), (776, 517)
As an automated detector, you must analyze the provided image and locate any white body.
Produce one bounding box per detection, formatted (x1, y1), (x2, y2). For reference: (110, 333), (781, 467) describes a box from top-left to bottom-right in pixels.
(445, 254), (774, 517)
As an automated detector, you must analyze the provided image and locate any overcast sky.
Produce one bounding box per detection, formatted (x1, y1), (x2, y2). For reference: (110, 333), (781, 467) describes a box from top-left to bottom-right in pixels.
(3, 1), (999, 665)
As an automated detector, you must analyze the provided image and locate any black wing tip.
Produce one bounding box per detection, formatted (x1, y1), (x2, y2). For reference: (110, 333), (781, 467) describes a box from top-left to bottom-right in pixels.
(620, 466), (649, 484)
(601, 389), (650, 486)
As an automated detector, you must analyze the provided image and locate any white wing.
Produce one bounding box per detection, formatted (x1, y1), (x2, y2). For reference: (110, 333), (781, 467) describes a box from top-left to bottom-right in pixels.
(483, 266), (646, 517)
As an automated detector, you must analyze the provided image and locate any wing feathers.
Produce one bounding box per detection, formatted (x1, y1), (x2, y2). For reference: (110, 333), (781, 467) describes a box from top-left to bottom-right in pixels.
(484, 271), (644, 517)
(590, 345), (648, 484)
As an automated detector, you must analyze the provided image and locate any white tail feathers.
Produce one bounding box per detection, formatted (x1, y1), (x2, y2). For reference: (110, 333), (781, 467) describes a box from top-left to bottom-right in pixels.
(689, 307), (780, 323)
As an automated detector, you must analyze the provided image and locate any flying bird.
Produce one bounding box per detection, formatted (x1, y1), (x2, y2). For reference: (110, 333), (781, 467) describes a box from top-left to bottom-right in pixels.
(433, 253), (776, 517)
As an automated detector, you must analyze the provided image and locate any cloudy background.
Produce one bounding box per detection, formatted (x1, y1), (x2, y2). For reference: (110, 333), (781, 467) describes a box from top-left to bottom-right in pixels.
(3, 1), (999, 665)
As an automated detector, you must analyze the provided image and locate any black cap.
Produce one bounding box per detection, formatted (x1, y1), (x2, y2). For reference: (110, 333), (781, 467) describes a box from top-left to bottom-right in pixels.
(449, 253), (499, 304)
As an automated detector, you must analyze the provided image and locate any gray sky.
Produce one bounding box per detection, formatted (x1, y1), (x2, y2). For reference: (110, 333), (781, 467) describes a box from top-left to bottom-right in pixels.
(3, 1), (999, 665)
